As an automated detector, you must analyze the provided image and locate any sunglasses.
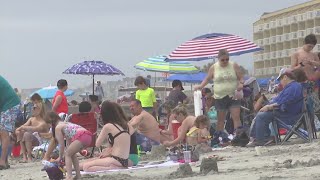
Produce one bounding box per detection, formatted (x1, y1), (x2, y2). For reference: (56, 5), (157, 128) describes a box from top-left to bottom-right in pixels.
(220, 58), (229, 62)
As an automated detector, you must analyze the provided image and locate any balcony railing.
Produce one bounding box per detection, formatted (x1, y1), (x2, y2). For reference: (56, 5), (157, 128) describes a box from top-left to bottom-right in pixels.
(298, 30), (305, 38)
(276, 35), (282, 43)
(263, 38), (270, 45)
(291, 32), (298, 39)
(270, 36), (277, 44)
(306, 28), (314, 35)
(315, 26), (320, 35)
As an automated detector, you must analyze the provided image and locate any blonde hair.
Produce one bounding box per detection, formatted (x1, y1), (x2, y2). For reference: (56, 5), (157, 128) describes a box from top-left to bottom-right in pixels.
(218, 49), (229, 58)
(172, 104), (188, 116)
(194, 115), (210, 128)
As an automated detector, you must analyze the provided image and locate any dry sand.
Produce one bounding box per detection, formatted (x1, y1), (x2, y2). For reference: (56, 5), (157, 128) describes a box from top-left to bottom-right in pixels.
(1, 139), (320, 180)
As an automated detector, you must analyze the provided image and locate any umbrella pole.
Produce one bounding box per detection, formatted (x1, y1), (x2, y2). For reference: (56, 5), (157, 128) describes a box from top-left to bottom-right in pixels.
(92, 74), (95, 95)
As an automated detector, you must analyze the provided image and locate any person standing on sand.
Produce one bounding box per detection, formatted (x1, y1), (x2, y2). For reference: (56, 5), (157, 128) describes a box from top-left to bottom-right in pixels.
(95, 81), (104, 102)
(52, 79), (68, 114)
(134, 76), (157, 118)
(0, 75), (20, 169)
(291, 34), (320, 81)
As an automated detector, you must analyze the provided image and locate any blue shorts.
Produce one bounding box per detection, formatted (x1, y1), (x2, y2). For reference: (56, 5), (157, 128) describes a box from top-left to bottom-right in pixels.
(135, 133), (160, 152)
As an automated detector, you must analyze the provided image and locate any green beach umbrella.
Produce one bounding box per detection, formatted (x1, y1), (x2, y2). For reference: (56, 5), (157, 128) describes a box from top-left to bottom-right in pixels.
(134, 55), (199, 74)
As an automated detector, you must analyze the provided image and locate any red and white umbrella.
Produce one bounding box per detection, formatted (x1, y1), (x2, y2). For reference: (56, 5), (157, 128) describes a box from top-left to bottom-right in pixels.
(166, 33), (262, 62)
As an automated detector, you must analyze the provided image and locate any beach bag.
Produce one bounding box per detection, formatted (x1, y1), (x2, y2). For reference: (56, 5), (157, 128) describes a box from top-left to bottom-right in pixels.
(43, 161), (64, 180)
(231, 126), (249, 147)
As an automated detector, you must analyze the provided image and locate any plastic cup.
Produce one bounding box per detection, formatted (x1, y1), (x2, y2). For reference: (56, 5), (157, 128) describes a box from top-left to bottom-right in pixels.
(183, 151), (191, 163)
(255, 146), (262, 156)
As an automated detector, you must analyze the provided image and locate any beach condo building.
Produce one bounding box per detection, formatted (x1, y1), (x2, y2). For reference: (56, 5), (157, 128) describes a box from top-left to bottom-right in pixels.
(253, 0), (320, 78)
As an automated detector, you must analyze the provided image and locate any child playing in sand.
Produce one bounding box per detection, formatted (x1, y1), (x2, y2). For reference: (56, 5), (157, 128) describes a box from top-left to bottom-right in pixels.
(186, 115), (211, 146)
(44, 111), (92, 180)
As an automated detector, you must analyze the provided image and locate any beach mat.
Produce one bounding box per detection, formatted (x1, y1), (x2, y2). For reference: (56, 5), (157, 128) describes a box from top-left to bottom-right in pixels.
(79, 160), (180, 175)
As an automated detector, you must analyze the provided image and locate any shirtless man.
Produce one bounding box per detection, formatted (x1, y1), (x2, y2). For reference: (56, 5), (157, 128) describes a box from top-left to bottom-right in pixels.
(15, 93), (50, 162)
(291, 34), (320, 81)
(163, 106), (196, 147)
(129, 99), (160, 152)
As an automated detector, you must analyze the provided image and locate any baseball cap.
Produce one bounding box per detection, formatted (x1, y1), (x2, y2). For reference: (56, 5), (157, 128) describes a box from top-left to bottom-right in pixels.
(276, 68), (292, 81)
(172, 80), (184, 90)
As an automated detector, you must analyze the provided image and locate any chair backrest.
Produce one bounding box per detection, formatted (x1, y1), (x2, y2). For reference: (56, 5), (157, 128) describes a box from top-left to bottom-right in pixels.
(69, 112), (98, 135)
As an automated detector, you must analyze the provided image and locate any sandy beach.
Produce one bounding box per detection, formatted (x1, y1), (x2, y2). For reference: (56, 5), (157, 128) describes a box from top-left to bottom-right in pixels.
(1, 138), (320, 180)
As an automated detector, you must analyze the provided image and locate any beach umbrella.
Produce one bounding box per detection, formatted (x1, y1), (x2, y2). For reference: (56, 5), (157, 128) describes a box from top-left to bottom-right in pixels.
(134, 55), (199, 74)
(166, 72), (208, 83)
(166, 33), (262, 62)
(63, 60), (125, 95)
(30, 86), (75, 99)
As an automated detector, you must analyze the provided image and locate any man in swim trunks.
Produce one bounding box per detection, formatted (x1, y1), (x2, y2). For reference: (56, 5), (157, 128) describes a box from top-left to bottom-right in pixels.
(129, 99), (160, 152)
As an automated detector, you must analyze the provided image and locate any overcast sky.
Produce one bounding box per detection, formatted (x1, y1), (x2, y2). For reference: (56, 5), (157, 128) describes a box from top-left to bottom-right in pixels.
(0, 0), (309, 89)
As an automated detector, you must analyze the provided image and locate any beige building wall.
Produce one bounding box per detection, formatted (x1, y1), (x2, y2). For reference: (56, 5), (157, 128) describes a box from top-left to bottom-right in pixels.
(253, 0), (320, 77)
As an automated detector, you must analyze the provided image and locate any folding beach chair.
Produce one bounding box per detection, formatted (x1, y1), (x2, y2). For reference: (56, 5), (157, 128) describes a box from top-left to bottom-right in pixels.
(69, 112), (98, 157)
(272, 92), (317, 145)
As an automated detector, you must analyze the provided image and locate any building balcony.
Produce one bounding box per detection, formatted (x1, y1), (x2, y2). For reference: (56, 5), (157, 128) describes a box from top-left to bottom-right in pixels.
(306, 28), (314, 35)
(264, 23), (270, 30)
(283, 33), (290, 41)
(268, 67), (277, 75)
(270, 36), (277, 44)
(283, 17), (290, 26)
(315, 10), (320, 18)
(298, 30), (305, 38)
(283, 49), (290, 57)
(276, 35), (283, 43)
(270, 21), (277, 29)
(290, 15), (298, 24)
(291, 32), (298, 39)
(315, 26), (320, 35)
(270, 51), (277, 59)
(263, 53), (270, 60)
(276, 19), (283, 27)
(306, 11), (314, 20)
(263, 38), (270, 45)
(276, 51), (282, 58)
(315, 44), (320, 52)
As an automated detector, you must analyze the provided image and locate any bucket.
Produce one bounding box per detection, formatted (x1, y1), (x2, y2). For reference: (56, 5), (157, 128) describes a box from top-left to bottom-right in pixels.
(172, 121), (182, 139)
(12, 145), (21, 157)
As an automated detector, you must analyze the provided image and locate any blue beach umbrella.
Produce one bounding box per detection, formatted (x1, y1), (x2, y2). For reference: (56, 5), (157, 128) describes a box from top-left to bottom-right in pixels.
(30, 86), (75, 99)
(166, 72), (208, 83)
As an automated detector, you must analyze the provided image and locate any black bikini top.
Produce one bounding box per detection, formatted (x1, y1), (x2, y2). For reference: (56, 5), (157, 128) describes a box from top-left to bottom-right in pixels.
(108, 123), (130, 146)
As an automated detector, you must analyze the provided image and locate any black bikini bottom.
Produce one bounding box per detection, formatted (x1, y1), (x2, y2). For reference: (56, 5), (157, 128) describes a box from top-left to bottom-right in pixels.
(111, 155), (128, 167)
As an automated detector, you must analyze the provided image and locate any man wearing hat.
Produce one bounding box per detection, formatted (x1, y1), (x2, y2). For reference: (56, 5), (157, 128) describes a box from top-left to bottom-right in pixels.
(166, 80), (188, 107)
(248, 68), (303, 147)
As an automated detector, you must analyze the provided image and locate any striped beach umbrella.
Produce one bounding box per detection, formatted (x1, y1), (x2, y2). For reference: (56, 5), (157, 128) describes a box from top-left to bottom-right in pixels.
(134, 55), (199, 74)
(166, 33), (262, 62)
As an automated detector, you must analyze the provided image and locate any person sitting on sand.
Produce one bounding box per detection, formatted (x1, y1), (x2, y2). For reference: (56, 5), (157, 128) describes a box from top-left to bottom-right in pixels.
(44, 111), (93, 180)
(162, 105), (196, 147)
(129, 99), (160, 152)
(15, 93), (50, 163)
(186, 115), (211, 146)
(82, 101), (135, 171)
(79, 103), (139, 170)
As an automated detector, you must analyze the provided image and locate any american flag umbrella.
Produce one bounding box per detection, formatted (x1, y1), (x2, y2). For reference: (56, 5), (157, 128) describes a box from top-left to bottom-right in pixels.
(63, 60), (125, 95)
(134, 55), (199, 74)
(166, 33), (262, 62)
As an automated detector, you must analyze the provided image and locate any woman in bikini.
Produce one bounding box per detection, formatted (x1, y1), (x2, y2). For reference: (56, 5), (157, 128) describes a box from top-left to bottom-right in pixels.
(44, 112), (92, 180)
(82, 101), (135, 172)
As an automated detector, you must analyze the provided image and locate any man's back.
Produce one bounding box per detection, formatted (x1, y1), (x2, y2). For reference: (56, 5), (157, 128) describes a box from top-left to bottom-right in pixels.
(137, 111), (160, 142)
